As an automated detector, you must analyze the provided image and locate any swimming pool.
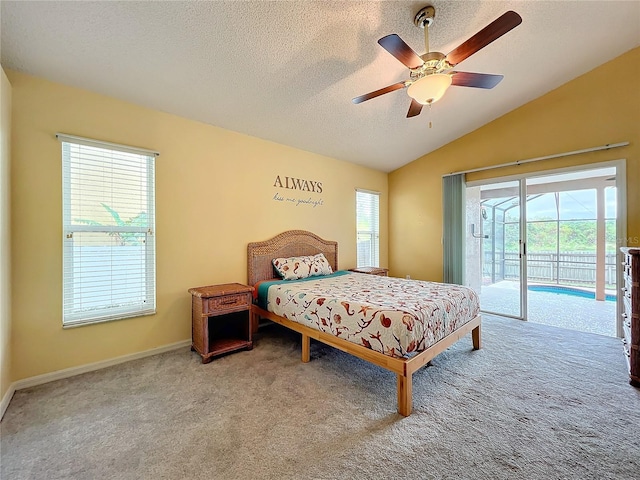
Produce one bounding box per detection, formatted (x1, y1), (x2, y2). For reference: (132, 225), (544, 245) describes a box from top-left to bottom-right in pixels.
(527, 285), (616, 302)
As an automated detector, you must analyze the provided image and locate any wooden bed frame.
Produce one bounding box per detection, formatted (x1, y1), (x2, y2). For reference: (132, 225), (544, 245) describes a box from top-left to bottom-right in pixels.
(247, 230), (481, 416)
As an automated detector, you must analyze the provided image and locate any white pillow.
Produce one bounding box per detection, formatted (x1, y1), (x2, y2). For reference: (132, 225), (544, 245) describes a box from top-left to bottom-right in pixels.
(272, 253), (333, 280)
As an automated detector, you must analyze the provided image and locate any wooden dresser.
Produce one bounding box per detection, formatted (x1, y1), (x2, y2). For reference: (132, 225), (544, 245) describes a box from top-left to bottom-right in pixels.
(621, 247), (640, 387)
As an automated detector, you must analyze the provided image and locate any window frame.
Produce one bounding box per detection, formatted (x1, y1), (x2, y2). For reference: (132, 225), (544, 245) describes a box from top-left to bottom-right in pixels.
(356, 189), (380, 268)
(58, 133), (158, 328)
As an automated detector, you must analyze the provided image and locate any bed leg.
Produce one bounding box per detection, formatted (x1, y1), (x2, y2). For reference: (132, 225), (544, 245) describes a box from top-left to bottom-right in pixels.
(251, 308), (262, 335)
(472, 324), (482, 350)
(301, 334), (310, 363)
(397, 373), (412, 417)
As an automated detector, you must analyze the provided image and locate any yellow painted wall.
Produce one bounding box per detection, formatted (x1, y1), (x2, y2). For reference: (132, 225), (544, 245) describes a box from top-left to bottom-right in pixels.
(1, 67), (12, 400)
(389, 47), (640, 281)
(8, 70), (388, 381)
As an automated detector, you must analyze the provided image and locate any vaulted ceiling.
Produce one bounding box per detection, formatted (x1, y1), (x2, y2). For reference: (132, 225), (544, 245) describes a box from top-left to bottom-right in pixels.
(2, 1), (639, 172)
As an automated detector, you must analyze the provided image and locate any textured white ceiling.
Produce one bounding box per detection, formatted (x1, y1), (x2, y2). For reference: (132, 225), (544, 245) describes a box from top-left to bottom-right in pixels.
(2, 1), (639, 172)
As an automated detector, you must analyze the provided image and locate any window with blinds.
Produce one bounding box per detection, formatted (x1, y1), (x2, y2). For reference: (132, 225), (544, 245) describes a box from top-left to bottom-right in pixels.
(59, 134), (157, 327)
(356, 189), (380, 268)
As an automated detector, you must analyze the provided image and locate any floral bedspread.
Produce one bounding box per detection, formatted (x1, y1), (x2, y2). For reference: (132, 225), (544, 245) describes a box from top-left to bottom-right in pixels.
(258, 272), (480, 358)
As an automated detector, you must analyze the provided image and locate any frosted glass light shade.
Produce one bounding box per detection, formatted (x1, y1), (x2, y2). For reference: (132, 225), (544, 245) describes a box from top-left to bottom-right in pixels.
(407, 74), (452, 105)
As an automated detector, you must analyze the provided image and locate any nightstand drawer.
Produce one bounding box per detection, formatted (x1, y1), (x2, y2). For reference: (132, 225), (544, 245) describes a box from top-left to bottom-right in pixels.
(622, 313), (631, 342)
(623, 296), (632, 318)
(208, 293), (249, 312)
(349, 267), (389, 276)
(623, 337), (630, 359)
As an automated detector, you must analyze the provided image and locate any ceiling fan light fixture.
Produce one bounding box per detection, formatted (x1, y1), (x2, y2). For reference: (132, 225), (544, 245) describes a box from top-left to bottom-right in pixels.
(407, 73), (452, 105)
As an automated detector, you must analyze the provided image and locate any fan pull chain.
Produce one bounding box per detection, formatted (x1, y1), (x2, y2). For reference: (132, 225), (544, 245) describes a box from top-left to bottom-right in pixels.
(428, 103), (433, 129)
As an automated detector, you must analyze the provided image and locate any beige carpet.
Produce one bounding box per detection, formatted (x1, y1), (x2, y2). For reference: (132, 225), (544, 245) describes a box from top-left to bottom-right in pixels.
(1, 315), (639, 479)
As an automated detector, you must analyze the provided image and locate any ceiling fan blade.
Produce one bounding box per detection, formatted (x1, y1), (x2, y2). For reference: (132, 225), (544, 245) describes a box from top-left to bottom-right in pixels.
(378, 34), (424, 69)
(352, 82), (406, 104)
(445, 11), (522, 66)
(407, 99), (423, 118)
(451, 72), (503, 89)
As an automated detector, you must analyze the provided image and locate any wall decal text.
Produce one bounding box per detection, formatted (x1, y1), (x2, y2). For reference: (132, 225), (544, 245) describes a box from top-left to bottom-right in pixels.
(272, 175), (324, 208)
(273, 175), (323, 193)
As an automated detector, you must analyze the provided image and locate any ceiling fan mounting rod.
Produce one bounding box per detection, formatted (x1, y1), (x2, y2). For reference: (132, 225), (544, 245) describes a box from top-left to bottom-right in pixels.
(424, 20), (430, 53)
(414, 5), (435, 53)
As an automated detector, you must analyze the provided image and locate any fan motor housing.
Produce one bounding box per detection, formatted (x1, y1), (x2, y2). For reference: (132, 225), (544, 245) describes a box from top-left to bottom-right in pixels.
(410, 52), (451, 82)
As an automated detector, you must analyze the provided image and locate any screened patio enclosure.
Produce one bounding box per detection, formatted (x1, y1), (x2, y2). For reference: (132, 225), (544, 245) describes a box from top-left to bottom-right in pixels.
(466, 167), (618, 337)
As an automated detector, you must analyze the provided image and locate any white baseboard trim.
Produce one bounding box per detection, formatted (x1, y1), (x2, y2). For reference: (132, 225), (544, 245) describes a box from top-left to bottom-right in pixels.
(13, 339), (192, 392)
(1, 383), (16, 420)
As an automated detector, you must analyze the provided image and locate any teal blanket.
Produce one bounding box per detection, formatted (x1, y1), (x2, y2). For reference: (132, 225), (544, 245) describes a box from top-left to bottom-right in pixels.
(256, 270), (351, 309)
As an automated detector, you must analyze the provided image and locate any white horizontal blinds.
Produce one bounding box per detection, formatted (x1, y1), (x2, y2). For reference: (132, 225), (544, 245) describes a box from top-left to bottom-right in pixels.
(356, 190), (380, 268)
(61, 136), (156, 326)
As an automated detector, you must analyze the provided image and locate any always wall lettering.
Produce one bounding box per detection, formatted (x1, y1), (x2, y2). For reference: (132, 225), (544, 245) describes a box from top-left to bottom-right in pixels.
(272, 175), (324, 208)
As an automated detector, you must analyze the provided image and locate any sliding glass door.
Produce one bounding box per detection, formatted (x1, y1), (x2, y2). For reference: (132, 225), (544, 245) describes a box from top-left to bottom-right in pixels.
(465, 180), (526, 319)
(464, 163), (623, 337)
(524, 168), (618, 336)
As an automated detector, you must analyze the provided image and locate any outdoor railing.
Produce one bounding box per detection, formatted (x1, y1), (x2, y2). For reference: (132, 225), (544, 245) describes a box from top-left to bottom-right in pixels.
(487, 252), (617, 286)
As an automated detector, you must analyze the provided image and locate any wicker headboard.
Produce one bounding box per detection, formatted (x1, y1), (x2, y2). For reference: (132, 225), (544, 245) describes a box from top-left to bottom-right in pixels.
(247, 230), (338, 286)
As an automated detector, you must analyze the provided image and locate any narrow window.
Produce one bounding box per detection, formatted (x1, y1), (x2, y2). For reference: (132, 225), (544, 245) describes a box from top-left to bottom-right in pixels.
(356, 190), (380, 268)
(59, 134), (157, 327)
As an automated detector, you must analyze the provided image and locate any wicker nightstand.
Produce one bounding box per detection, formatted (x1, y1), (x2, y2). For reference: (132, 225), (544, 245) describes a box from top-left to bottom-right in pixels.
(349, 267), (389, 276)
(188, 283), (253, 363)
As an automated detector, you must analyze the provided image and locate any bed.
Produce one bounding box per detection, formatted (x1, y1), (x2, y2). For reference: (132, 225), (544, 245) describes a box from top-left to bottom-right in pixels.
(247, 230), (481, 416)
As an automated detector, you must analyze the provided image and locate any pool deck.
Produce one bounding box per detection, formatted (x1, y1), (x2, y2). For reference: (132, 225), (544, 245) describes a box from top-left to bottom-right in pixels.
(480, 281), (617, 337)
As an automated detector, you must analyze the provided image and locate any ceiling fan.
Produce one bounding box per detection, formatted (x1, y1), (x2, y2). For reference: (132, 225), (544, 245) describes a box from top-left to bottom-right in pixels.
(352, 5), (522, 118)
